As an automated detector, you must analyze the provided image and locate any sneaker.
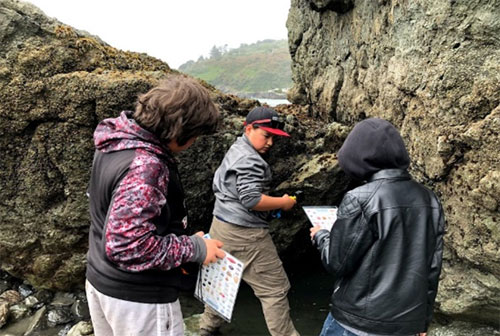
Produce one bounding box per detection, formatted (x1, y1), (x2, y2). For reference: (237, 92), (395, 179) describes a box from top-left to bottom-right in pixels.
(199, 328), (217, 336)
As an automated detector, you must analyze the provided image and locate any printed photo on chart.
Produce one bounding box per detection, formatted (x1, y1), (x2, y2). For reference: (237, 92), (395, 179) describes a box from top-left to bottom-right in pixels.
(302, 206), (338, 231)
(194, 251), (244, 322)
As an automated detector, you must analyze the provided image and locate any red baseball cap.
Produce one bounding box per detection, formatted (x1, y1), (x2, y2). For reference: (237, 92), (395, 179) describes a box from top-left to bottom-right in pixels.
(243, 107), (290, 137)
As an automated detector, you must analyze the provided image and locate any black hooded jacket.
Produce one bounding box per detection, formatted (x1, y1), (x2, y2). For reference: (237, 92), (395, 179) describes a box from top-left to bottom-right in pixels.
(314, 119), (445, 335)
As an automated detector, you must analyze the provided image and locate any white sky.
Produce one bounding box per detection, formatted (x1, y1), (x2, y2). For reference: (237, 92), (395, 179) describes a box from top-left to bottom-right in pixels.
(26, 0), (291, 69)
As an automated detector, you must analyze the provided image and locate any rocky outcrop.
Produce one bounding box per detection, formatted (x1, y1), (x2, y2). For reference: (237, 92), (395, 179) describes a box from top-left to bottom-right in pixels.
(287, 0), (500, 326)
(0, 0), (173, 290)
(0, 0), (344, 293)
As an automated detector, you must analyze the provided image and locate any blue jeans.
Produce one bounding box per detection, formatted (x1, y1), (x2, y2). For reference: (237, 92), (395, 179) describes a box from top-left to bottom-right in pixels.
(319, 313), (358, 336)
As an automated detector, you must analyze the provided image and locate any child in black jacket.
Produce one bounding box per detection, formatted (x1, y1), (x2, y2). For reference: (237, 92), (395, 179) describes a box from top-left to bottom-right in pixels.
(311, 118), (444, 336)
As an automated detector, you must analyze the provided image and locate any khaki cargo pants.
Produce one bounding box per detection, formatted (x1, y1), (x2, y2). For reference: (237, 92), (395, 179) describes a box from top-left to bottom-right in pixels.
(199, 217), (300, 336)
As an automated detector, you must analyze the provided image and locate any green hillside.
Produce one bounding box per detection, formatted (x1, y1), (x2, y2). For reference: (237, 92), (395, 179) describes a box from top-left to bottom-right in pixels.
(178, 39), (292, 98)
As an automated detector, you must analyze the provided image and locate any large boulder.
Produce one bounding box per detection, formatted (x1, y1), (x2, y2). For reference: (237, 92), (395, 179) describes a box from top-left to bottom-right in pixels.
(287, 0), (500, 326)
(0, 0), (172, 290)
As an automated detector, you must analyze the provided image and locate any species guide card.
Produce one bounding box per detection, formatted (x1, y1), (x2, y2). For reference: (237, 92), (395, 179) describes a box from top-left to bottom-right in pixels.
(302, 206), (338, 231)
(194, 243), (244, 322)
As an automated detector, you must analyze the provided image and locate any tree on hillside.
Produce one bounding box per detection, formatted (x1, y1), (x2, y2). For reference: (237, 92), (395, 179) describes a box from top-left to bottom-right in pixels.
(210, 45), (222, 59)
(209, 45), (229, 59)
(209, 46), (221, 59)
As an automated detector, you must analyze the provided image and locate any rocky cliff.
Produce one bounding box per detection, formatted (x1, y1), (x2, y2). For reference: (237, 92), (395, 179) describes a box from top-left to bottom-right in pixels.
(287, 0), (499, 326)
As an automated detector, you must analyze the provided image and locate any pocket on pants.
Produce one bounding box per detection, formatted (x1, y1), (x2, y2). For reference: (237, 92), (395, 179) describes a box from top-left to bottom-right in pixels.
(254, 254), (283, 273)
(251, 252), (290, 296)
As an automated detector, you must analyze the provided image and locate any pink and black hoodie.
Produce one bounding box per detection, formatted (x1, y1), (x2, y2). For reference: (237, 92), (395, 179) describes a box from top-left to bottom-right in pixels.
(86, 111), (206, 303)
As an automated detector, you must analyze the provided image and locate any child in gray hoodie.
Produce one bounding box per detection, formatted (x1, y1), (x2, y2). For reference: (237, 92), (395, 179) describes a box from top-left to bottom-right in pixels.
(200, 106), (300, 336)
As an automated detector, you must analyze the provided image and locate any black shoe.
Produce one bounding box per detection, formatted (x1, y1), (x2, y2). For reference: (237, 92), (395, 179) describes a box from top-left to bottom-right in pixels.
(200, 328), (216, 336)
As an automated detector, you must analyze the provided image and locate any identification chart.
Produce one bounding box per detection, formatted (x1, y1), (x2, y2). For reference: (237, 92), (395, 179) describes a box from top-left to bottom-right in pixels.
(302, 206), (338, 231)
(194, 249), (244, 322)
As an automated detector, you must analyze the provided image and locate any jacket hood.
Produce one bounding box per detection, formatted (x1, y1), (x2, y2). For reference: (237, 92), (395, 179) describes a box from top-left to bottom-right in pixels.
(94, 111), (169, 157)
(337, 118), (410, 180)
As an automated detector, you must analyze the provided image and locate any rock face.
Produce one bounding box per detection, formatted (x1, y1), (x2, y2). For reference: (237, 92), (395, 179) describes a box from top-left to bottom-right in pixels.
(0, 0), (346, 293)
(287, 0), (499, 326)
(0, 0), (173, 290)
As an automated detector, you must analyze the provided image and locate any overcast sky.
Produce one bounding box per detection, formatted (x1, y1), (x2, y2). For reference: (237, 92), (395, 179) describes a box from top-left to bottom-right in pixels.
(26, 0), (291, 69)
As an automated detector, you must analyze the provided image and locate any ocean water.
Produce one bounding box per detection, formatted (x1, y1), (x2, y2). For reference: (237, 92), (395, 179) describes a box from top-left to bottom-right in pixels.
(181, 269), (333, 336)
(254, 98), (291, 107)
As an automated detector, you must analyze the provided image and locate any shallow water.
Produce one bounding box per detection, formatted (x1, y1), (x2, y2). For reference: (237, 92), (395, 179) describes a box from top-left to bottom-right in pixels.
(2, 268), (497, 336)
(181, 269), (333, 336)
(182, 270), (500, 336)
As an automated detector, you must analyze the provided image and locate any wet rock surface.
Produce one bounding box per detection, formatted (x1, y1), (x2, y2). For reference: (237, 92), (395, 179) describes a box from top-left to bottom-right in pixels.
(0, 271), (92, 335)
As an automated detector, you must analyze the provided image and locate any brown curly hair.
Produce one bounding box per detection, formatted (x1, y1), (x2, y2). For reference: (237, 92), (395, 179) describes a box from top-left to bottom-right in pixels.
(134, 75), (220, 146)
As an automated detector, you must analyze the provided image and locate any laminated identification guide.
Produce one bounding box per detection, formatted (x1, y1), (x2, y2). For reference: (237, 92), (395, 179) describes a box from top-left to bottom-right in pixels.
(194, 245), (244, 322)
(302, 206), (338, 231)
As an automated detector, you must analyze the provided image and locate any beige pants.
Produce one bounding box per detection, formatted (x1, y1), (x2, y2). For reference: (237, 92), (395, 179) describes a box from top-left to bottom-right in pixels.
(199, 217), (300, 336)
(86, 280), (184, 336)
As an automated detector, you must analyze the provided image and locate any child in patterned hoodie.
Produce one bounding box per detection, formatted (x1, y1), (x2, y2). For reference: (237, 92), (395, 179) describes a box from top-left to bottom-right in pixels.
(86, 75), (225, 335)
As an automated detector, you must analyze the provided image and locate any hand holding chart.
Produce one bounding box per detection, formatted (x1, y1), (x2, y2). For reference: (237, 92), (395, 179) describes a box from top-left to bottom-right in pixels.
(194, 235), (243, 322)
(302, 206), (338, 231)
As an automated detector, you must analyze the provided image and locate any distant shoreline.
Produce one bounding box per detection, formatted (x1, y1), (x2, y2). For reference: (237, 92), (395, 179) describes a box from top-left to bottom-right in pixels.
(237, 92), (287, 99)
(254, 97), (290, 107)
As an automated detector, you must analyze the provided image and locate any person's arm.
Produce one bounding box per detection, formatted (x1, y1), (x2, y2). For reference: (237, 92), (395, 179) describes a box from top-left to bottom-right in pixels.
(311, 226), (331, 270)
(251, 193), (296, 211)
(192, 232), (226, 264)
(312, 192), (376, 278)
(234, 156), (296, 211)
(425, 202), (446, 329)
(104, 155), (220, 272)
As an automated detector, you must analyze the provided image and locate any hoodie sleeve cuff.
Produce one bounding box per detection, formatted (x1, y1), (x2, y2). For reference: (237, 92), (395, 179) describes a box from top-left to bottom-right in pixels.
(189, 235), (207, 264)
(313, 229), (330, 248)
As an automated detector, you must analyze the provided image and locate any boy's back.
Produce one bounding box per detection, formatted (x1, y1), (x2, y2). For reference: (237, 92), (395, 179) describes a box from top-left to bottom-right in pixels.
(311, 118), (444, 336)
(329, 170), (444, 332)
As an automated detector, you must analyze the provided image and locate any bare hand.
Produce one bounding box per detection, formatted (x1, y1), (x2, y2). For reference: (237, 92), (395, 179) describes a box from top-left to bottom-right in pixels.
(418, 333), (427, 336)
(202, 236), (225, 265)
(281, 194), (297, 211)
(310, 225), (322, 240)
